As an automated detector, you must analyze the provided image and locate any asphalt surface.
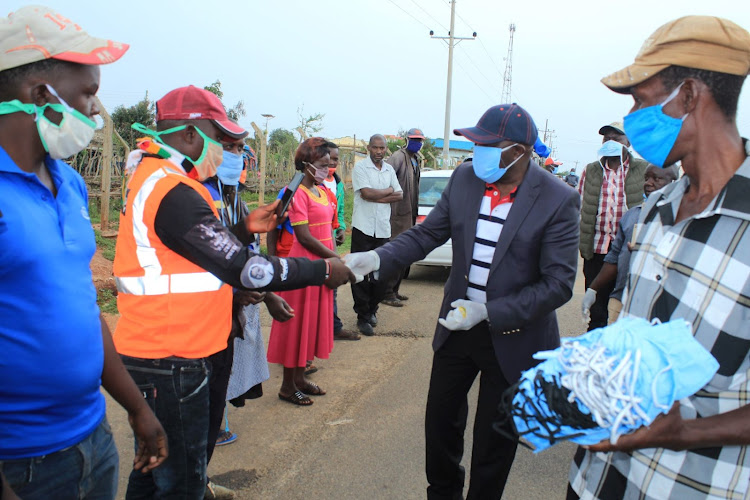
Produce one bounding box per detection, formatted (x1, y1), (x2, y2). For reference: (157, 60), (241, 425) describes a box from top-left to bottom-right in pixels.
(107, 261), (586, 499)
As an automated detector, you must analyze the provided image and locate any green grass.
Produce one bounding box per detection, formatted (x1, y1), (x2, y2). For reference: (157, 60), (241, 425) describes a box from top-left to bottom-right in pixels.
(94, 228), (116, 261)
(338, 190), (354, 255)
(87, 197), (122, 227)
(97, 288), (119, 314)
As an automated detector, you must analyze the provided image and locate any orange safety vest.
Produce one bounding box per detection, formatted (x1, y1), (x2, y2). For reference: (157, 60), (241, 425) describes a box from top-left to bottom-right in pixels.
(113, 156), (232, 359)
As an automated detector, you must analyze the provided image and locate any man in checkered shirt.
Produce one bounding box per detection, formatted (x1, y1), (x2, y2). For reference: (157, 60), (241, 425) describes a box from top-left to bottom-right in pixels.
(568, 15), (750, 500)
(578, 124), (650, 331)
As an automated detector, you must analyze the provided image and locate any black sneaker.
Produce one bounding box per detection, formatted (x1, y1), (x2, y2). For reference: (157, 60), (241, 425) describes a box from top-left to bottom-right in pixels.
(357, 320), (375, 336)
(368, 313), (378, 327)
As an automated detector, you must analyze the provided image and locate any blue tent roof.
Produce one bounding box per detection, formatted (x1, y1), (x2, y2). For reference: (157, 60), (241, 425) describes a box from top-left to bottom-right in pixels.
(431, 139), (474, 152)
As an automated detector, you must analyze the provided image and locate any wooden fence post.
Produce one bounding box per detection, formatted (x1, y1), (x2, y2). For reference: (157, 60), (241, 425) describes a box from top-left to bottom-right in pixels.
(96, 97), (114, 233)
(250, 122), (266, 206)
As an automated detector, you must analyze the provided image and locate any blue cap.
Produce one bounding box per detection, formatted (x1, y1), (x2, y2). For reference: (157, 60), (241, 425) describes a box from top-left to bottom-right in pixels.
(454, 103), (538, 146)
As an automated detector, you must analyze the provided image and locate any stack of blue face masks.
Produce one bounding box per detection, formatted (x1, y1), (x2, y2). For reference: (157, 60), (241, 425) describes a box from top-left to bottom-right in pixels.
(496, 317), (719, 453)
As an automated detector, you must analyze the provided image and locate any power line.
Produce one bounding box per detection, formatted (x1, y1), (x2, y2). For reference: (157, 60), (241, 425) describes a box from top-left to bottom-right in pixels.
(456, 44), (502, 97)
(437, 1), (503, 82)
(453, 56), (496, 103)
(477, 38), (504, 79)
(384, 0), (432, 31)
(408, 0), (448, 32)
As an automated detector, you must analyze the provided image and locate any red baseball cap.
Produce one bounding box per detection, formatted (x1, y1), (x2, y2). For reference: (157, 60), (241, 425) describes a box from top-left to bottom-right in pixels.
(0, 6), (128, 71)
(544, 157), (562, 167)
(156, 85), (247, 139)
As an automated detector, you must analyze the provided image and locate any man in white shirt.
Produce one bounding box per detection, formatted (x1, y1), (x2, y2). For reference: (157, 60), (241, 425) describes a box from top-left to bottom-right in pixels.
(350, 134), (403, 335)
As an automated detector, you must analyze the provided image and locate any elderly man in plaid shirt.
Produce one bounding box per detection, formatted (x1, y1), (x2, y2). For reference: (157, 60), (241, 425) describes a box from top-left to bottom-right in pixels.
(568, 15), (750, 500)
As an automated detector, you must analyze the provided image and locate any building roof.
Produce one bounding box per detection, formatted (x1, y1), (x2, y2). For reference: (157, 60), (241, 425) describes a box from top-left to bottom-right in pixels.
(431, 138), (474, 152)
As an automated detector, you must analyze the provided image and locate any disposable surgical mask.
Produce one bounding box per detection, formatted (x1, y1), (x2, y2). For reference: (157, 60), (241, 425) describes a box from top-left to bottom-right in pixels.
(472, 143), (522, 183)
(132, 122), (224, 181)
(0, 84), (96, 159)
(306, 162), (328, 184)
(597, 140), (627, 169)
(624, 82), (687, 168)
(217, 150), (244, 185)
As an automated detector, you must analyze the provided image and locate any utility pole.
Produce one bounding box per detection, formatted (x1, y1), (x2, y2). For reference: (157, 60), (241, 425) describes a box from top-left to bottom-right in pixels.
(250, 122), (267, 206)
(261, 113), (274, 142)
(501, 23), (516, 103)
(539, 119), (555, 145)
(431, 0), (476, 166)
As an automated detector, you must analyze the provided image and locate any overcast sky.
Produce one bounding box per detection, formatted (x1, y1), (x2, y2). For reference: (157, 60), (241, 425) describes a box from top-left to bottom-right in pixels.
(14, 0), (750, 170)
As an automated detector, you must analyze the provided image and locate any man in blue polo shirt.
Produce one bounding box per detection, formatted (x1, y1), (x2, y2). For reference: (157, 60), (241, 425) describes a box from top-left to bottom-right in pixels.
(0, 6), (167, 499)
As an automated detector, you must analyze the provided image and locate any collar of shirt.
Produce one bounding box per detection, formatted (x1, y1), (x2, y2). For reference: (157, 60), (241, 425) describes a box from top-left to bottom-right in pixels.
(655, 155), (750, 223)
(484, 183), (518, 212)
(0, 146), (67, 190)
(362, 155), (387, 171)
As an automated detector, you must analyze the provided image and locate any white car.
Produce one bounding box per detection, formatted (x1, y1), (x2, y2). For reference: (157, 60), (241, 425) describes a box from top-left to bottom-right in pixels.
(414, 169), (453, 267)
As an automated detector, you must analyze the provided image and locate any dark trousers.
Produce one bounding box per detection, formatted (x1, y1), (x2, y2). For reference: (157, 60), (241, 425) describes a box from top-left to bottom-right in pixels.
(382, 267), (406, 300)
(2, 419), (118, 500)
(333, 289), (343, 333)
(206, 342), (234, 465)
(121, 355), (211, 500)
(583, 253), (614, 331)
(425, 323), (517, 500)
(350, 227), (389, 321)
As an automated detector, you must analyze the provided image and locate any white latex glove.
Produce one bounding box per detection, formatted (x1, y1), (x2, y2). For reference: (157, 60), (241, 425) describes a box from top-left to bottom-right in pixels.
(581, 288), (597, 325)
(344, 250), (380, 278)
(438, 299), (488, 331)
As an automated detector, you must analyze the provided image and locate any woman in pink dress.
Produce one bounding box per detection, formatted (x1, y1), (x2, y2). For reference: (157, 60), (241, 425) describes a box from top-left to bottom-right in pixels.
(268, 137), (340, 406)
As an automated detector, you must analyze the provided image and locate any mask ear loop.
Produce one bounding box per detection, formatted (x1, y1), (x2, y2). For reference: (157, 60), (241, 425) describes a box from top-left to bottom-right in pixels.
(661, 81), (689, 120)
(231, 188), (239, 226)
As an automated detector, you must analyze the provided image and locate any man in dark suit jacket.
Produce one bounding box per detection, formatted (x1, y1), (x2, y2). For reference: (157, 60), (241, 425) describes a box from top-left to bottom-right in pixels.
(346, 104), (580, 499)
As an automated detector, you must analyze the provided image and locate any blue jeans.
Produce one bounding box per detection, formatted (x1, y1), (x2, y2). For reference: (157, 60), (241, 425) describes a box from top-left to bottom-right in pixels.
(1, 418), (118, 500)
(121, 355), (210, 500)
(333, 288), (343, 333)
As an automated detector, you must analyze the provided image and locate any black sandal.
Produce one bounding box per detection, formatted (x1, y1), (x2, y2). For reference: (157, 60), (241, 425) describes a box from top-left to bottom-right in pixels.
(299, 382), (326, 396)
(278, 390), (313, 406)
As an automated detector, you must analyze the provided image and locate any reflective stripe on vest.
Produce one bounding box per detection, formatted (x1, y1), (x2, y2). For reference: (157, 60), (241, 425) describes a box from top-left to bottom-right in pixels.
(122, 165), (223, 295)
(116, 272), (224, 295)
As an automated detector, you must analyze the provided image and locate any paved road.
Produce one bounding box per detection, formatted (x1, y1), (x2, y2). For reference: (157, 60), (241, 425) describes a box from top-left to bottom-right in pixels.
(108, 262), (586, 499)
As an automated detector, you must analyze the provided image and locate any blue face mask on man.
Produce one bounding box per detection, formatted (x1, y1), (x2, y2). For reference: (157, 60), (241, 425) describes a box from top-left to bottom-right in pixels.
(623, 82), (687, 168)
(406, 139), (423, 153)
(472, 143), (522, 183)
(217, 150), (244, 185)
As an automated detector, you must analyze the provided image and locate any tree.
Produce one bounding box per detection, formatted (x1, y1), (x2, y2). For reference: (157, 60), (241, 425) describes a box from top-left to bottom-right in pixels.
(111, 92), (155, 151)
(387, 137), (405, 154)
(203, 80), (246, 122)
(296, 105), (324, 141)
(421, 136), (439, 166)
(203, 80), (223, 99)
(268, 128), (298, 153)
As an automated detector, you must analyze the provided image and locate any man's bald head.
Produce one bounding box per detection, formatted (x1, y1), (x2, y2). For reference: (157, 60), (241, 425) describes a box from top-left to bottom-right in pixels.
(367, 134), (387, 165)
(369, 134), (386, 146)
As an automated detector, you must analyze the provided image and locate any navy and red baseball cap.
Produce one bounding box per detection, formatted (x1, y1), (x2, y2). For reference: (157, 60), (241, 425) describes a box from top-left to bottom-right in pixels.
(156, 85), (247, 139)
(454, 103), (538, 146)
(406, 128), (425, 139)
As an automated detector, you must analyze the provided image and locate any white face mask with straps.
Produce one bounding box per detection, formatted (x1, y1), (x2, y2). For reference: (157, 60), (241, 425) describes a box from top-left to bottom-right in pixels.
(0, 84), (97, 159)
